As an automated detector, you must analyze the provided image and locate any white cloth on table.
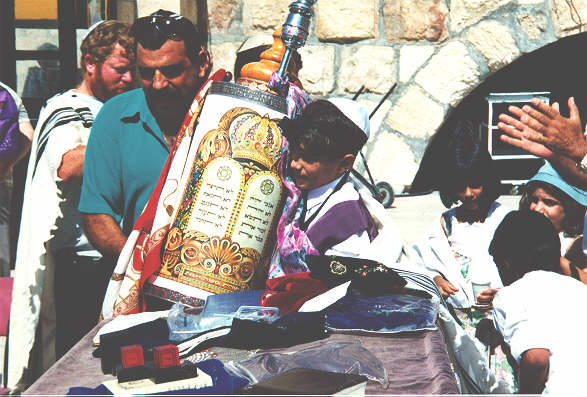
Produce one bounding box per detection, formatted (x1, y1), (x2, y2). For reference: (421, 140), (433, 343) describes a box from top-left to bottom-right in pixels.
(492, 270), (587, 394)
(410, 202), (511, 308)
(8, 89), (102, 390)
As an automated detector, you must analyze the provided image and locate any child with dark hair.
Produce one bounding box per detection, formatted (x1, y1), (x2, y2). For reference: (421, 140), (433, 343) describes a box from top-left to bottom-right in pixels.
(410, 120), (515, 391)
(411, 120), (509, 307)
(518, 162), (587, 283)
(268, 98), (379, 278)
(489, 210), (561, 285)
(489, 210), (587, 394)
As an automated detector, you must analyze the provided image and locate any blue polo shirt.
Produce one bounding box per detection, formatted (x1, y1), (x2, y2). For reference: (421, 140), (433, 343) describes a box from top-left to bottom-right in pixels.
(79, 88), (170, 235)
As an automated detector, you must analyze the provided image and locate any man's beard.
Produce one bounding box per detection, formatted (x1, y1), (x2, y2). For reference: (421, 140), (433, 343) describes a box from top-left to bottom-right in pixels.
(145, 87), (197, 135)
(93, 66), (129, 102)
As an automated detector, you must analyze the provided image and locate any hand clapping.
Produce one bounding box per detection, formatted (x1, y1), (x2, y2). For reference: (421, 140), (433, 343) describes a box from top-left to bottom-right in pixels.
(497, 97), (587, 162)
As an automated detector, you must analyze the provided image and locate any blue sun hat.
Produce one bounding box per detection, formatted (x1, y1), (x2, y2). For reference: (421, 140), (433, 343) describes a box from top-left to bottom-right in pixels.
(529, 162), (587, 206)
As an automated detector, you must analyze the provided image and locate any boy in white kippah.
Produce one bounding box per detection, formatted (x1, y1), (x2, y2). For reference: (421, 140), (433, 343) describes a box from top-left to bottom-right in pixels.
(270, 98), (378, 277)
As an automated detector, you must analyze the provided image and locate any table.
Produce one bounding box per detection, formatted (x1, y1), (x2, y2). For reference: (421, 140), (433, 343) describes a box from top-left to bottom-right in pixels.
(26, 321), (458, 394)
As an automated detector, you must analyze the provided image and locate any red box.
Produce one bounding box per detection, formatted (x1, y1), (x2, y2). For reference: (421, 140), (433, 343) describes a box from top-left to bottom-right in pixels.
(120, 345), (144, 369)
(153, 344), (180, 369)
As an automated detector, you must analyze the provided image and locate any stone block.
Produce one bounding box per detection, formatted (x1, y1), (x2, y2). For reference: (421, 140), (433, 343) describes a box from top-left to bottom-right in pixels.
(383, 0), (448, 43)
(298, 46), (335, 95)
(210, 42), (240, 76)
(315, 0), (378, 42)
(399, 45), (435, 82)
(449, 0), (510, 33)
(242, 0), (291, 33)
(415, 41), (481, 106)
(338, 46), (397, 95)
(551, 0), (587, 36)
(386, 85), (445, 139)
(209, 0), (239, 32)
(362, 132), (420, 193)
(517, 13), (548, 41)
(466, 21), (520, 71)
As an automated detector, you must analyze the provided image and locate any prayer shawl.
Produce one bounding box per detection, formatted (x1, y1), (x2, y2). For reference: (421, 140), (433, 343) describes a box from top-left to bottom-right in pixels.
(304, 182), (378, 253)
(101, 70), (228, 319)
(270, 173), (402, 278)
(8, 90), (102, 390)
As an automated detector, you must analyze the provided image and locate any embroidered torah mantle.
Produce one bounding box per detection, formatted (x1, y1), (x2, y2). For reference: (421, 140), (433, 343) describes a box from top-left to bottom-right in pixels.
(150, 82), (287, 300)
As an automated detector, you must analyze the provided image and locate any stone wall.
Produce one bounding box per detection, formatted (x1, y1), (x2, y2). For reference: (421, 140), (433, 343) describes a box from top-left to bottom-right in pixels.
(208, 0), (587, 193)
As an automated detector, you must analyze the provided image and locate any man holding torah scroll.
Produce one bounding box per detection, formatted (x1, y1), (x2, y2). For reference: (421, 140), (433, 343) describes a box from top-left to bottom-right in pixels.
(79, 10), (212, 261)
(100, 2), (315, 317)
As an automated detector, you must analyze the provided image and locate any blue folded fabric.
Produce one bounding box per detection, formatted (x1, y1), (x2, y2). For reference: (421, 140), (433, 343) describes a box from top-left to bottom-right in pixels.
(67, 359), (249, 395)
(200, 290), (264, 317)
(324, 294), (439, 334)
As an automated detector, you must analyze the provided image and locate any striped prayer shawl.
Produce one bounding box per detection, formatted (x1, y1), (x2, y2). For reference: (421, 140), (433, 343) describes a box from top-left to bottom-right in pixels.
(32, 106), (94, 178)
(390, 266), (449, 310)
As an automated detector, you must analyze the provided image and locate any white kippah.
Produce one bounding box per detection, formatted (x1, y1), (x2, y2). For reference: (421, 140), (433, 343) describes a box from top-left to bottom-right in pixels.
(82, 20), (106, 42)
(326, 97), (370, 139)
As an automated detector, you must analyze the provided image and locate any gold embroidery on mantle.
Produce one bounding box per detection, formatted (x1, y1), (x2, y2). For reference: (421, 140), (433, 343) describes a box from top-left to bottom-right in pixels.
(158, 107), (284, 294)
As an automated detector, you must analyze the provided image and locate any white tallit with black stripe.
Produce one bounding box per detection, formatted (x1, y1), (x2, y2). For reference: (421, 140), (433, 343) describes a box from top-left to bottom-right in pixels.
(8, 90), (102, 390)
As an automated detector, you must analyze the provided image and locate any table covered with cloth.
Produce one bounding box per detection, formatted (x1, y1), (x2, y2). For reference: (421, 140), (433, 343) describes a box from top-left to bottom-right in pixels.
(25, 319), (458, 395)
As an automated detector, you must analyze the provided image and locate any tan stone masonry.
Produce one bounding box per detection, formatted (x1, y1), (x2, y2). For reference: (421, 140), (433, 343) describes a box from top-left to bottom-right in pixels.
(201, 0), (578, 193)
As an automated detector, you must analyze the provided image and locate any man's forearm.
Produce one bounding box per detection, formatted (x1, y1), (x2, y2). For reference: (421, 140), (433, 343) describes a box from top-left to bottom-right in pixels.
(58, 145), (85, 182)
(82, 213), (127, 258)
(549, 154), (587, 191)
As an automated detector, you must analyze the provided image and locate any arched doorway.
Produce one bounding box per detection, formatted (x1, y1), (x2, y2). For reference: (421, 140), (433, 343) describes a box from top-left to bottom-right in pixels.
(411, 32), (587, 193)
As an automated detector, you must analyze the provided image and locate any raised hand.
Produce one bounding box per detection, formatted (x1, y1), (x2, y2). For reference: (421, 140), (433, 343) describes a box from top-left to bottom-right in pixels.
(497, 104), (554, 158)
(498, 97), (587, 161)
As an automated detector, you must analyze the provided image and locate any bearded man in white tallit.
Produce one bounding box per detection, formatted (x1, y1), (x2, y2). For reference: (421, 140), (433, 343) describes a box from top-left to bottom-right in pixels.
(7, 21), (135, 391)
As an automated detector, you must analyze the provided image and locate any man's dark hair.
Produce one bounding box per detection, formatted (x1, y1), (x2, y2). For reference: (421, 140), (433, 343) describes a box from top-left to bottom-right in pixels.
(439, 120), (501, 209)
(489, 210), (561, 285)
(519, 180), (586, 236)
(131, 9), (205, 64)
(279, 100), (367, 162)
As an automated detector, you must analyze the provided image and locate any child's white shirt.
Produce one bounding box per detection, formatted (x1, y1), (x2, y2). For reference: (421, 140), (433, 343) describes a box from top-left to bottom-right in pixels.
(410, 202), (510, 308)
(493, 271), (587, 394)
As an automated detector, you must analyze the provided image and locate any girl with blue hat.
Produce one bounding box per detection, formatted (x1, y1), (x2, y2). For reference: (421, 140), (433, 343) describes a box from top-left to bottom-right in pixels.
(520, 162), (587, 283)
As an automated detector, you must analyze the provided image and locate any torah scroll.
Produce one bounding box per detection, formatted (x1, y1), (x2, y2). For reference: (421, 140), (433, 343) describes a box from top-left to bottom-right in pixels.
(149, 82), (287, 301)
